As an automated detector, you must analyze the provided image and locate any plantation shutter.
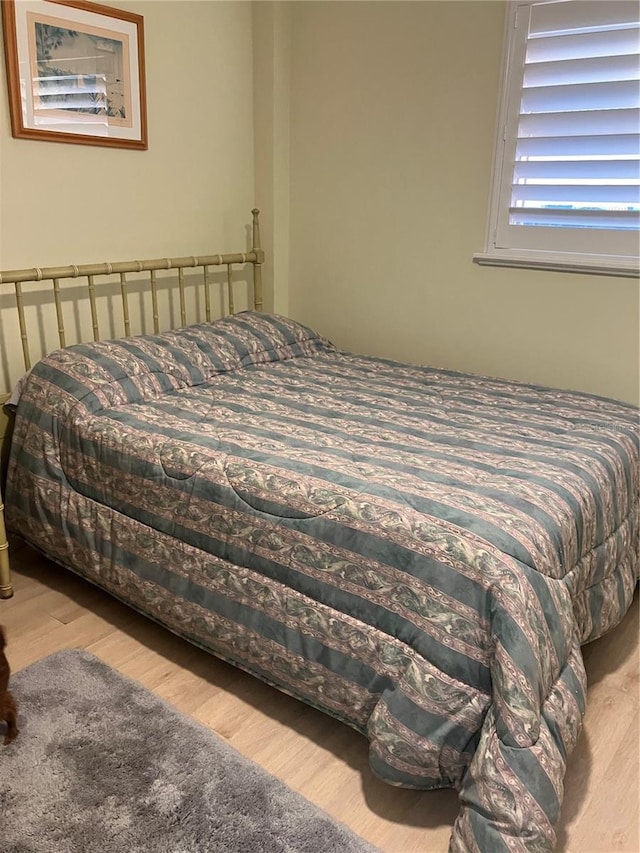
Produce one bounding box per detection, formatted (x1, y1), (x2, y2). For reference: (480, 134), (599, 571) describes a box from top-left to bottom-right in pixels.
(489, 0), (640, 268)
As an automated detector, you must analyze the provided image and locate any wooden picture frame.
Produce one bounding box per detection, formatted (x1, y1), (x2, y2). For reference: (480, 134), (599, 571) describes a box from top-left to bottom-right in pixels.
(2, 0), (147, 150)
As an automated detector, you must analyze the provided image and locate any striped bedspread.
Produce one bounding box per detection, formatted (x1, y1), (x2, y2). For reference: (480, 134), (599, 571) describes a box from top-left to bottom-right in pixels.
(6, 312), (639, 852)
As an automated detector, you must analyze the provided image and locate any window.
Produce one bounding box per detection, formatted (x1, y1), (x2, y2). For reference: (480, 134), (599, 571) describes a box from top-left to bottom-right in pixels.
(474, 0), (640, 277)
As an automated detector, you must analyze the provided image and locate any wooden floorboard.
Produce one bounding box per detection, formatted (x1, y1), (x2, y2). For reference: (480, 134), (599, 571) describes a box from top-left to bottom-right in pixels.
(1, 547), (638, 852)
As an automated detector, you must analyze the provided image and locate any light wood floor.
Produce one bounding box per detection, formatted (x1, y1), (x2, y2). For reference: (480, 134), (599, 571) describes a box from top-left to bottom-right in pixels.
(1, 543), (638, 853)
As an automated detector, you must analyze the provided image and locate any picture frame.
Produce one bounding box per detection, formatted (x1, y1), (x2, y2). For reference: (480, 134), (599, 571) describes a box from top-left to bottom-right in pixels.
(2, 0), (147, 149)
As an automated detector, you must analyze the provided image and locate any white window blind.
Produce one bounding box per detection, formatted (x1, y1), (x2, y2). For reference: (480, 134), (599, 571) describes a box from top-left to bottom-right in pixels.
(475, 0), (640, 276)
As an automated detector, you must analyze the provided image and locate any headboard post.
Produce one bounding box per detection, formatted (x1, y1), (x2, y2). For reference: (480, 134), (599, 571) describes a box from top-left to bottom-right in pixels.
(252, 208), (264, 312)
(0, 480), (12, 598)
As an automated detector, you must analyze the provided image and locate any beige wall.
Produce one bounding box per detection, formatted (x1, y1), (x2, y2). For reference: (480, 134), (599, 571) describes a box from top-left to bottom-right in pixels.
(0, 1), (254, 266)
(2, 1), (638, 404)
(253, 1), (291, 318)
(285, 1), (640, 405)
(0, 1), (255, 387)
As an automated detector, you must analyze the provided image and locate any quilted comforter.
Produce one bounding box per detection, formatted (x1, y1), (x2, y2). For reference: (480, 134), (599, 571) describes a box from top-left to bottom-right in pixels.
(6, 312), (639, 852)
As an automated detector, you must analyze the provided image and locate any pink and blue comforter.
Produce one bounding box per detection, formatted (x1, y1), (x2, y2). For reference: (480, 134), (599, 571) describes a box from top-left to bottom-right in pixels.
(6, 312), (639, 852)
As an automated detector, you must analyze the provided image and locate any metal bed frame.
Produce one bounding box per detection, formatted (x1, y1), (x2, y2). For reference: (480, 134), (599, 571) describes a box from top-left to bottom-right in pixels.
(0, 208), (264, 599)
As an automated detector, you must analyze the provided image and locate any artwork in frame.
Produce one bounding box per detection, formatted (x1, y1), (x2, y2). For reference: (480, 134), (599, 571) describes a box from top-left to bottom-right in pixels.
(2, 0), (147, 149)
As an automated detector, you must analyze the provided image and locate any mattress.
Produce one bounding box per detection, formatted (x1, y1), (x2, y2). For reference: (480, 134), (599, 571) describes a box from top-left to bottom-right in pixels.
(6, 312), (639, 852)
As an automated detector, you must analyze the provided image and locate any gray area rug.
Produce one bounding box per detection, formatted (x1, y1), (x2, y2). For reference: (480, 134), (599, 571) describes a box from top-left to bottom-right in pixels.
(0, 649), (378, 853)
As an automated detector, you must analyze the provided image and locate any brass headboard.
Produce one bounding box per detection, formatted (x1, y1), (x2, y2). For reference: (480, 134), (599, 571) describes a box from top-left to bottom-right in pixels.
(0, 208), (264, 599)
(0, 208), (264, 386)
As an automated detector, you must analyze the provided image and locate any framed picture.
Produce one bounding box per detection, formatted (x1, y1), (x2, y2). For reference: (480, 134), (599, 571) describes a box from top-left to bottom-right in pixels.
(2, 0), (147, 149)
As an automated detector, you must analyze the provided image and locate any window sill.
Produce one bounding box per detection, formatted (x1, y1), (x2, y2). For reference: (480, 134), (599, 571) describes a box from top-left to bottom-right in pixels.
(473, 251), (639, 279)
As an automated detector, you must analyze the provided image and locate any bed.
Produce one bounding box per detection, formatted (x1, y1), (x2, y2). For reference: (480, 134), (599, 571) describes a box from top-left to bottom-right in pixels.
(1, 212), (638, 853)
